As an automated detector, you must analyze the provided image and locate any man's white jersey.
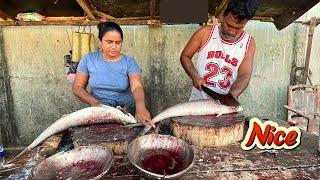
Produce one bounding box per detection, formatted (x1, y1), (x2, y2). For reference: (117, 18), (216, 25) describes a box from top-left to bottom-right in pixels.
(190, 24), (252, 100)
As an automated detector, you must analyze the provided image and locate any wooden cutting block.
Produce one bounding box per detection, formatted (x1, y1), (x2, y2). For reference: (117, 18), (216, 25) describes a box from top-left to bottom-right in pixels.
(172, 113), (245, 147)
(69, 123), (144, 155)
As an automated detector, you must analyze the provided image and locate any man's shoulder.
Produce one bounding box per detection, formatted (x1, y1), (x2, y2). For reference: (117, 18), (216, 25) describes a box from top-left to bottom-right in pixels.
(199, 25), (216, 33)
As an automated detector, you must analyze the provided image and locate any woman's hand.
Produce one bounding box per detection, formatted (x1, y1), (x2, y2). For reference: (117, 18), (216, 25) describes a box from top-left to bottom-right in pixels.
(135, 104), (155, 128)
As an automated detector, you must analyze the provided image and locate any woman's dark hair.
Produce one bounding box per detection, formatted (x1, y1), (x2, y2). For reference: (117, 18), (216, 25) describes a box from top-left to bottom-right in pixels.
(97, 22), (123, 41)
(223, 0), (258, 20)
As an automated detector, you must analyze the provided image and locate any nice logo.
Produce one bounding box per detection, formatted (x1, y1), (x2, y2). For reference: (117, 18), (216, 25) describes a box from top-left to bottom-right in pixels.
(241, 118), (301, 150)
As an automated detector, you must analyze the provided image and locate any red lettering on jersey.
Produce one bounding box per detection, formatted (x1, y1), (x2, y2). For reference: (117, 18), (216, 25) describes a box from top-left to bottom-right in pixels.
(207, 51), (215, 59)
(225, 55), (231, 63)
(203, 63), (219, 86)
(218, 66), (233, 89)
(215, 51), (222, 59)
(231, 58), (238, 67)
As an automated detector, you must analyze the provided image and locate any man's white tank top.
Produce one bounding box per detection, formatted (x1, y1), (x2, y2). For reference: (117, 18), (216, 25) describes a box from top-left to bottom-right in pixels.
(190, 24), (252, 100)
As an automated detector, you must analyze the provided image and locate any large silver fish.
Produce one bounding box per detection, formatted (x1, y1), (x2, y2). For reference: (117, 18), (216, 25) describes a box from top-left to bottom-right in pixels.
(141, 99), (243, 134)
(8, 105), (137, 163)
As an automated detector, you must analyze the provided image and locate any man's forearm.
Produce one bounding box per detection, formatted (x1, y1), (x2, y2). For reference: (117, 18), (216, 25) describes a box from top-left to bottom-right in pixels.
(180, 56), (199, 81)
(229, 75), (251, 98)
(72, 86), (101, 106)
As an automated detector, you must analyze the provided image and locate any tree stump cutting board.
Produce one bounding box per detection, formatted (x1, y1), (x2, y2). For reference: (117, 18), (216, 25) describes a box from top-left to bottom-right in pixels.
(69, 123), (144, 155)
(172, 113), (245, 147)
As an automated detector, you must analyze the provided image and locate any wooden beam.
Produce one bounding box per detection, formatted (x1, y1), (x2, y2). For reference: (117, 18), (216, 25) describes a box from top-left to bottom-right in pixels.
(0, 9), (13, 20)
(296, 17), (320, 26)
(303, 17), (316, 84)
(0, 19), (162, 26)
(149, 0), (156, 19)
(44, 16), (87, 21)
(75, 0), (96, 20)
(214, 0), (229, 18)
(92, 10), (116, 20)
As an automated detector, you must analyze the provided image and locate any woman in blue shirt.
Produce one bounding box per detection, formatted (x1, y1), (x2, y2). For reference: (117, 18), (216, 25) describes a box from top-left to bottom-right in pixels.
(73, 22), (154, 127)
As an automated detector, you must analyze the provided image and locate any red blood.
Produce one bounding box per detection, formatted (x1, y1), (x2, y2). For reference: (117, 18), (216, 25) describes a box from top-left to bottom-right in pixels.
(141, 149), (185, 175)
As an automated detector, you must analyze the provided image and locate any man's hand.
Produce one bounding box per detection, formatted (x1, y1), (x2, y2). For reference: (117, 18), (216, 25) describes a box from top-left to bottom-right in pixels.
(192, 76), (205, 91)
(135, 105), (155, 128)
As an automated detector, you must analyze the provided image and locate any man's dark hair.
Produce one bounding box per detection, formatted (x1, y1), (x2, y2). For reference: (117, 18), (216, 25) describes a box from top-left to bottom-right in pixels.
(97, 22), (123, 41)
(223, 0), (258, 20)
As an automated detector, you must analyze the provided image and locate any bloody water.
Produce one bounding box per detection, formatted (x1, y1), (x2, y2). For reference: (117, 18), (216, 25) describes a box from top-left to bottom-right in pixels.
(141, 149), (185, 175)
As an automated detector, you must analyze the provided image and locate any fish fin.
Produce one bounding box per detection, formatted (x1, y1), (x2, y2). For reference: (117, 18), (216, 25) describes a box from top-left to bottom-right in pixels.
(216, 112), (222, 117)
(7, 148), (30, 164)
(140, 126), (152, 136)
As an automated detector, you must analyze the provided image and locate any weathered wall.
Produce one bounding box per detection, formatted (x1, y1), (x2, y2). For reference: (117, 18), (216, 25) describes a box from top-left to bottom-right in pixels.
(0, 19), (317, 146)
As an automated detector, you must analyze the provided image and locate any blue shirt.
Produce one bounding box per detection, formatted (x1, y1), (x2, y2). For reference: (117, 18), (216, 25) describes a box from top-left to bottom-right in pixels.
(77, 51), (141, 108)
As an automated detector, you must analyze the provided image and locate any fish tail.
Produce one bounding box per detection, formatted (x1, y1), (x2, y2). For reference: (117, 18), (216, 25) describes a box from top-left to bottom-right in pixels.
(7, 148), (30, 164)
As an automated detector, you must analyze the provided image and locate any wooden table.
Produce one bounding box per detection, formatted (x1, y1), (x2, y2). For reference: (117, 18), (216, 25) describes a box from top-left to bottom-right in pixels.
(1, 119), (319, 179)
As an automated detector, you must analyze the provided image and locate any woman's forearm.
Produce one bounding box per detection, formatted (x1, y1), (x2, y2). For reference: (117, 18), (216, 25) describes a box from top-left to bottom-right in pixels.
(132, 86), (146, 108)
(72, 86), (101, 106)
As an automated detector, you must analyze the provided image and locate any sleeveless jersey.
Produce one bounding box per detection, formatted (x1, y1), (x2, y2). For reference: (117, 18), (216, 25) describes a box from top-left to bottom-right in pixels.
(190, 24), (252, 100)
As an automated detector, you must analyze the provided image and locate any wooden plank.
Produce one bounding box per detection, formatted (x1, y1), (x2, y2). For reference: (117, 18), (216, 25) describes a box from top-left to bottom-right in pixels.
(92, 10), (116, 20)
(44, 16), (87, 21)
(0, 19), (162, 26)
(75, 0), (97, 20)
(0, 9), (14, 20)
(303, 17), (316, 84)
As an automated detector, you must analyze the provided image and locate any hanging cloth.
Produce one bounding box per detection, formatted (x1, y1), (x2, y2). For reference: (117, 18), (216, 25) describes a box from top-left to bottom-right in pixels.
(72, 25), (97, 62)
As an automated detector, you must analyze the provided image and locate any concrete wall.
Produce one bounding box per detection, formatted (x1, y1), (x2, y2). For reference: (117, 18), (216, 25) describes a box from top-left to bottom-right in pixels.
(0, 17), (318, 146)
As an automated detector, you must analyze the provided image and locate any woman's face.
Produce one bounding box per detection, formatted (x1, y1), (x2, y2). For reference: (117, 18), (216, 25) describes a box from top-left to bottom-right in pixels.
(101, 31), (123, 60)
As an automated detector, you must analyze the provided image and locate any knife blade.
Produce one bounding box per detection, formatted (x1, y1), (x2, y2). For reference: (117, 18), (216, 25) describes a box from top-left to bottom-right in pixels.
(201, 85), (240, 107)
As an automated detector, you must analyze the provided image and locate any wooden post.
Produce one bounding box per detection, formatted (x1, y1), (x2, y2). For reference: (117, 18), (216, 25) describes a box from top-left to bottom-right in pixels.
(150, 0), (156, 19)
(302, 17), (316, 84)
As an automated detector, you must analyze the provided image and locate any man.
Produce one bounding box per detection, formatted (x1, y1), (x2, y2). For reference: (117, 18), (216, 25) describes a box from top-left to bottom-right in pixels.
(180, 0), (258, 102)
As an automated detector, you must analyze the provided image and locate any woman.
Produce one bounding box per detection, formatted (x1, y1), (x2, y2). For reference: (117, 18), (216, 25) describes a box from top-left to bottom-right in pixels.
(72, 22), (154, 127)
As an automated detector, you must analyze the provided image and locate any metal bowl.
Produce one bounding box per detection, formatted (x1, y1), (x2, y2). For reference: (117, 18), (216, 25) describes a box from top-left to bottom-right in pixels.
(31, 146), (113, 180)
(127, 134), (194, 179)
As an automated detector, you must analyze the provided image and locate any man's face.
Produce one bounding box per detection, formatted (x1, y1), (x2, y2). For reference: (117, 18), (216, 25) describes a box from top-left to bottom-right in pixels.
(220, 13), (248, 42)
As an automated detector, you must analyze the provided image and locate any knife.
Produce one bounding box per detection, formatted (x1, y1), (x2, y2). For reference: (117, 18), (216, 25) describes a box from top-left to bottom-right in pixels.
(201, 85), (240, 107)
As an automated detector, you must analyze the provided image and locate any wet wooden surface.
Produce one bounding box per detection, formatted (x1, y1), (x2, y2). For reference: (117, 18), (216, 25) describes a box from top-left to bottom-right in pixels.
(172, 113), (245, 128)
(1, 119), (319, 179)
(70, 124), (144, 155)
(104, 134), (320, 179)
